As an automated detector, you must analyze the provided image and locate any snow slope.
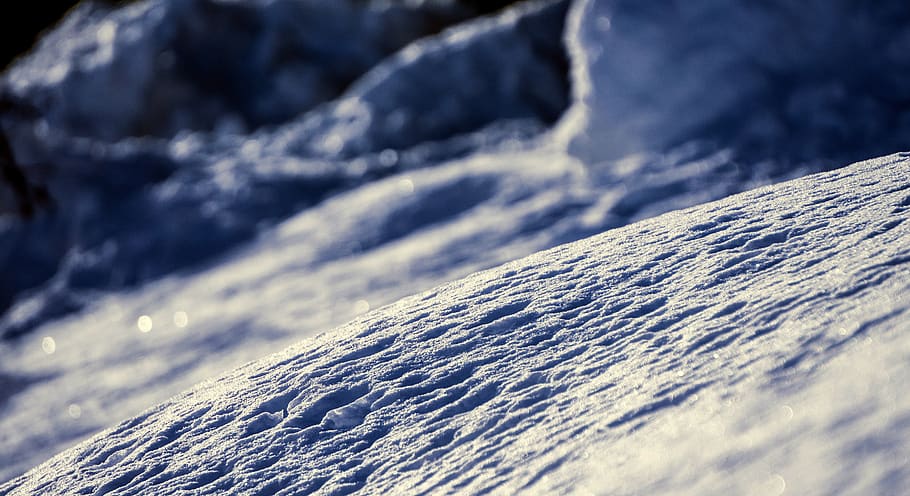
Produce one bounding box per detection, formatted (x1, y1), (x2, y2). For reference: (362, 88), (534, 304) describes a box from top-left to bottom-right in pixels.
(2, 0), (910, 486)
(4, 153), (909, 495)
(561, 0), (910, 168)
(0, 0), (570, 338)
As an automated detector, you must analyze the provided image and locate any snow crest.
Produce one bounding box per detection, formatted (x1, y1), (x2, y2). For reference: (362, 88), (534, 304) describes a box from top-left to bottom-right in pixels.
(4, 154), (909, 494)
(2, 0), (910, 487)
(0, 0), (570, 338)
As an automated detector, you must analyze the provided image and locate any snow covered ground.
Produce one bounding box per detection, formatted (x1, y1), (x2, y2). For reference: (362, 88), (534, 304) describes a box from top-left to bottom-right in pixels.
(1, 0), (909, 490)
(4, 152), (910, 494)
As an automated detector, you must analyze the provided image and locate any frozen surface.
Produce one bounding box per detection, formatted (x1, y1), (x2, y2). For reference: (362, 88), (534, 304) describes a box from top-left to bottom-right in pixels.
(1, 0), (910, 486)
(0, 0), (570, 338)
(560, 0), (910, 167)
(3, 153), (910, 495)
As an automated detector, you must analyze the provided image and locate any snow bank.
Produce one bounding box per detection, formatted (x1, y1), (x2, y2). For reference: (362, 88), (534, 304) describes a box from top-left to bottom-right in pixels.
(3, 0), (910, 485)
(4, 0), (507, 140)
(4, 153), (908, 494)
(7, 0), (909, 343)
(0, 0), (570, 338)
(561, 0), (910, 168)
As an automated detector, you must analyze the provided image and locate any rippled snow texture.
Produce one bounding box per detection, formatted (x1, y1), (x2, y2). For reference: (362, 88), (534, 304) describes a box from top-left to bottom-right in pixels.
(4, 154), (909, 495)
(1, 0), (910, 487)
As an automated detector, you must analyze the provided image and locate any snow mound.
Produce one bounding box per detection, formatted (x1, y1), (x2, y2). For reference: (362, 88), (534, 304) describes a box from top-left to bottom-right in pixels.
(0, 0), (570, 338)
(6, 0), (910, 341)
(3, 0), (910, 485)
(561, 0), (910, 168)
(4, 153), (908, 495)
(4, 0), (511, 140)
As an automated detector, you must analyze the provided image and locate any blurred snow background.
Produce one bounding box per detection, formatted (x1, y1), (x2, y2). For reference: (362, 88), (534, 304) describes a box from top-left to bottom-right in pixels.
(1, 0), (909, 483)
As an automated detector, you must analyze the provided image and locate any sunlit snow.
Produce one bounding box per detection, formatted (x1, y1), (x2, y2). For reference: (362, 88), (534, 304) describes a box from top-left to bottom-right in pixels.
(1, 0), (909, 492)
(5, 153), (910, 494)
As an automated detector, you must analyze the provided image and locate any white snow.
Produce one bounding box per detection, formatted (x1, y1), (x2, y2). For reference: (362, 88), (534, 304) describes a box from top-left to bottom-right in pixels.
(1, 0), (910, 491)
(561, 0), (910, 167)
(3, 152), (909, 494)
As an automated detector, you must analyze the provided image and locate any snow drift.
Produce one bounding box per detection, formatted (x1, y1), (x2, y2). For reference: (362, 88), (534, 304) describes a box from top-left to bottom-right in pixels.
(1, 0), (910, 487)
(0, 0), (571, 339)
(3, 0), (910, 340)
(4, 153), (909, 494)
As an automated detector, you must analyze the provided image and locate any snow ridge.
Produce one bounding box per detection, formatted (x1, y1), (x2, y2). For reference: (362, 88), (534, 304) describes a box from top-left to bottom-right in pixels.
(3, 0), (910, 489)
(0, 0), (570, 339)
(4, 153), (908, 495)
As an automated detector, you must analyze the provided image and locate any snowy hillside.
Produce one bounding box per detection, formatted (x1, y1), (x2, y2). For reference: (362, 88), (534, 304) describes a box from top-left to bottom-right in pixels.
(4, 152), (909, 495)
(1, 0), (910, 489)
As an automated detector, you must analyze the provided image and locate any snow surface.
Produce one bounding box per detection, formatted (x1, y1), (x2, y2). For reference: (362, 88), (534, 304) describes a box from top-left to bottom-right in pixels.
(561, 0), (910, 167)
(0, 0), (570, 339)
(4, 152), (910, 495)
(1, 0), (910, 489)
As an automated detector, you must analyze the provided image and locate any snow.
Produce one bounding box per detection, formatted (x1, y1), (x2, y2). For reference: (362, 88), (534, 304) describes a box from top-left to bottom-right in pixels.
(1, 0), (910, 491)
(561, 0), (910, 168)
(0, 0), (570, 340)
(4, 152), (910, 494)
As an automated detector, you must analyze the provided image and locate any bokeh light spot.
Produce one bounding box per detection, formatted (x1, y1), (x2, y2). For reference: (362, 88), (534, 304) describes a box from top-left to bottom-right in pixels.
(174, 311), (189, 328)
(41, 336), (56, 355)
(354, 300), (371, 315)
(398, 178), (415, 194)
(137, 315), (153, 333)
(379, 149), (399, 167)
